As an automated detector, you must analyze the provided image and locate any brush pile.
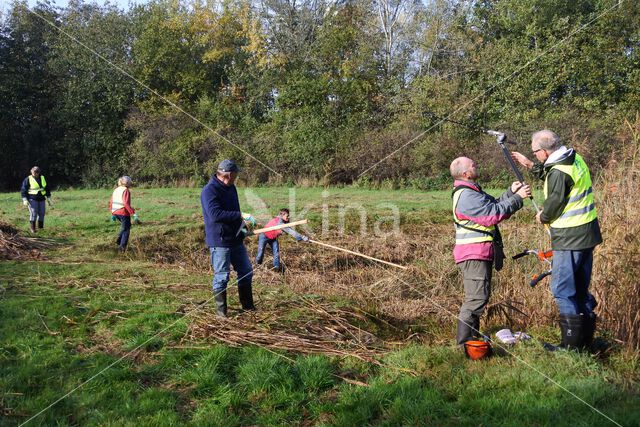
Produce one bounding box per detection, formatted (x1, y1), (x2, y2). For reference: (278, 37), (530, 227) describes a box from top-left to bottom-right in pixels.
(186, 298), (389, 364)
(0, 221), (50, 260)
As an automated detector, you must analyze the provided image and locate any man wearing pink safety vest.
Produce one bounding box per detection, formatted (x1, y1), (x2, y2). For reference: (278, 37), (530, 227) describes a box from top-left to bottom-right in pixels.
(255, 208), (309, 273)
(450, 157), (531, 345)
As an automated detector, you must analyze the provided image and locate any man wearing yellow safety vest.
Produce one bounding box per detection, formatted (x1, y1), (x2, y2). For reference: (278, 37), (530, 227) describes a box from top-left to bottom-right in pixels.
(109, 176), (139, 252)
(512, 130), (602, 350)
(450, 157), (531, 346)
(20, 166), (52, 234)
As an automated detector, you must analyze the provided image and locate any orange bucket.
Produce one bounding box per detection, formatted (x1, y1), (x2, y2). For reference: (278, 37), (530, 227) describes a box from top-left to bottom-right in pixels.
(464, 340), (492, 360)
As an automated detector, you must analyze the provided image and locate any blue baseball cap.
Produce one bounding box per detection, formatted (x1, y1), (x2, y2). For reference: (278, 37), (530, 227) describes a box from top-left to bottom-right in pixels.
(217, 159), (241, 173)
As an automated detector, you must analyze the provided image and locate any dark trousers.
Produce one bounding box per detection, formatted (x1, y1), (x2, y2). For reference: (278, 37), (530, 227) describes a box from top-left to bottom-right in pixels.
(456, 260), (492, 344)
(114, 215), (131, 250)
(255, 234), (281, 268)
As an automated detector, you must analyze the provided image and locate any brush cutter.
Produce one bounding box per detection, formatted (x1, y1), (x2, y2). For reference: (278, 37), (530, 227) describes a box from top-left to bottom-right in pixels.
(512, 249), (552, 287)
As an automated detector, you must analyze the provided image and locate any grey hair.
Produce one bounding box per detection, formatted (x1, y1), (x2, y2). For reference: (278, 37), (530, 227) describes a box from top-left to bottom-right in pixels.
(117, 176), (132, 187)
(450, 157), (470, 179)
(30, 166), (41, 174)
(532, 129), (561, 151)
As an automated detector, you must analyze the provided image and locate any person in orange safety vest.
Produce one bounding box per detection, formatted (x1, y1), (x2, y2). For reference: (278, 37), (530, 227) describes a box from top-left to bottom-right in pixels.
(109, 175), (139, 252)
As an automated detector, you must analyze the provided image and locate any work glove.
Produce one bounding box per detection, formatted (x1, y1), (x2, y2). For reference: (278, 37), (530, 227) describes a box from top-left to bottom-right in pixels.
(111, 215), (117, 222)
(300, 235), (309, 242)
(241, 212), (256, 227)
(47, 197), (53, 207)
(22, 199), (28, 207)
(133, 214), (141, 224)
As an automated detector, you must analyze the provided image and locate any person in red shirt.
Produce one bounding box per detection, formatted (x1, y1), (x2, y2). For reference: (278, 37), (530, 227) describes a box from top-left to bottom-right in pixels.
(255, 208), (308, 273)
(109, 176), (138, 252)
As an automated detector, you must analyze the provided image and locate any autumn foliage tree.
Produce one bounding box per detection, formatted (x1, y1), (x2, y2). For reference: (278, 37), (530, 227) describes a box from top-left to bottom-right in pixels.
(0, 0), (638, 189)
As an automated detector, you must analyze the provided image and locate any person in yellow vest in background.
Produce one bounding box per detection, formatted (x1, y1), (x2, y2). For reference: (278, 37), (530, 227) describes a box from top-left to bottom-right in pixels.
(109, 176), (139, 252)
(20, 166), (52, 234)
(450, 157), (531, 346)
(512, 130), (602, 350)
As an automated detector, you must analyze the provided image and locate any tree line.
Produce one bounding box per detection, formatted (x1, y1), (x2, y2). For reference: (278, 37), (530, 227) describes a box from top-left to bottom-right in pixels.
(1, 0), (638, 190)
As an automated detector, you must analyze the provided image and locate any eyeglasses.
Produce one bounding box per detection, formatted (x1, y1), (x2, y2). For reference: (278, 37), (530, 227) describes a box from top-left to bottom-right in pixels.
(532, 148), (543, 154)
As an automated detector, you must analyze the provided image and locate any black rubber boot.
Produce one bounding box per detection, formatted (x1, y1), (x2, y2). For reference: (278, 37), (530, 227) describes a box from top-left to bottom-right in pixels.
(38, 221), (44, 229)
(214, 290), (227, 318)
(456, 319), (475, 345)
(238, 284), (256, 311)
(471, 317), (481, 339)
(29, 221), (36, 234)
(582, 313), (597, 350)
(559, 314), (584, 350)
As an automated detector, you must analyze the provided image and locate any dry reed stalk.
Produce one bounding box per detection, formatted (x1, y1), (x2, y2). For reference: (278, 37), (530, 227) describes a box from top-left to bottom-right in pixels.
(185, 298), (385, 363)
(590, 116), (640, 350)
(0, 221), (54, 260)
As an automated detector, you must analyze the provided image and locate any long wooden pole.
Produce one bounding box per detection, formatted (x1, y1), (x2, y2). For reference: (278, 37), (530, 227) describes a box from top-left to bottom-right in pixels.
(250, 219), (308, 236)
(308, 239), (408, 270)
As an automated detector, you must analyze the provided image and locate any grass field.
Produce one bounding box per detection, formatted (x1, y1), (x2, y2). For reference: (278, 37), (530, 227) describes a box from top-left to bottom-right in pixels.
(1, 187), (639, 426)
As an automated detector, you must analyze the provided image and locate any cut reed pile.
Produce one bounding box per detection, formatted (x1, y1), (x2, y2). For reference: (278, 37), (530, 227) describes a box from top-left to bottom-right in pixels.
(0, 221), (51, 260)
(185, 297), (392, 363)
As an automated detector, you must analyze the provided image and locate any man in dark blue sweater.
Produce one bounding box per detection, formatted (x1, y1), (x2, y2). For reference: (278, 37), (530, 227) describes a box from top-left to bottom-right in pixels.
(201, 160), (257, 317)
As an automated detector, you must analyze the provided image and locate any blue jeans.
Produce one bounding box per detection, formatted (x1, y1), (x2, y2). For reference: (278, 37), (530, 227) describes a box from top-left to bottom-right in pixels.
(210, 245), (253, 294)
(551, 249), (597, 315)
(114, 215), (131, 250)
(255, 234), (280, 268)
(27, 199), (46, 222)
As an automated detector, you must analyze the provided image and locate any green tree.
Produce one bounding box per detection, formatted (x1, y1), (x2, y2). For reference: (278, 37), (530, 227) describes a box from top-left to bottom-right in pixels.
(0, 1), (62, 190)
(48, 0), (135, 185)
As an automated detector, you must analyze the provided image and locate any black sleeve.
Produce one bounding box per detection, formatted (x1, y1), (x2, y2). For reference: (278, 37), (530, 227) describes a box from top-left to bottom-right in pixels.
(540, 170), (573, 223)
(529, 162), (546, 182)
(43, 177), (51, 198)
(20, 177), (29, 199)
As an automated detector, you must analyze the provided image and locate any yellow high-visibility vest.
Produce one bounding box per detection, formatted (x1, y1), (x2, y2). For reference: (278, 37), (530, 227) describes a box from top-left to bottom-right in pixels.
(544, 154), (597, 229)
(452, 187), (494, 245)
(111, 186), (127, 213)
(28, 175), (47, 196)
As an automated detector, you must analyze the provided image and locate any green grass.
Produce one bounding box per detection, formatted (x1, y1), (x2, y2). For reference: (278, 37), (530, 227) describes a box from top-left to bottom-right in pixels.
(1, 187), (638, 426)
